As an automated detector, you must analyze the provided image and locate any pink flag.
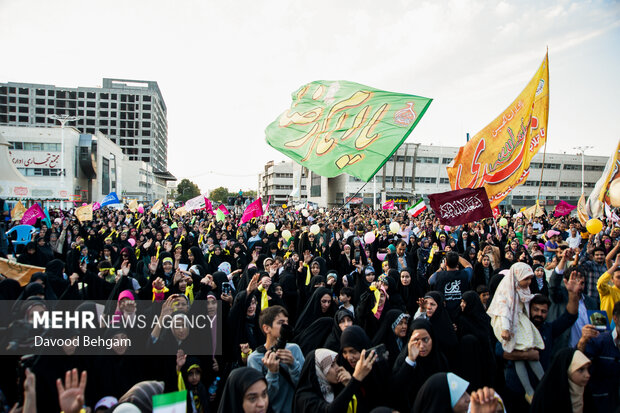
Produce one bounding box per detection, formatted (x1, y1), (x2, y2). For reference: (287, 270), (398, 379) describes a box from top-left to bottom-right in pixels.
(263, 196), (271, 215)
(92, 202), (101, 211)
(240, 198), (264, 224)
(382, 200), (395, 210)
(218, 204), (230, 215)
(204, 197), (214, 214)
(20, 203), (46, 226)
(554, 200), (577, 217)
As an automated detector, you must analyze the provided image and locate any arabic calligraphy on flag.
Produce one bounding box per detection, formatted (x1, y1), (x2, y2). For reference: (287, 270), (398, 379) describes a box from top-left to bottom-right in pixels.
(428, 188), (493, 226)
(266, 80), (432, 182)
(447, 53), (549, 207)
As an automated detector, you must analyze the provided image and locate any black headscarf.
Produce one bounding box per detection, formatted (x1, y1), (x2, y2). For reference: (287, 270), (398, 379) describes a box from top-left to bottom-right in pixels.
(395, 318), (449, 383)
(217, 367), (269, 413)
(371, 309), (409, 368)
(531, 348), (594, 413)
(397, 267), (426, 315)
(425, 291), (457, 362)
(323, 308), (355, 352)
(412, 372), (455, 413)
(44, 259), (67, 299)
(294, 287), (337, 336)
(117, 381), (164, 412)
(0, 279), (22, 300)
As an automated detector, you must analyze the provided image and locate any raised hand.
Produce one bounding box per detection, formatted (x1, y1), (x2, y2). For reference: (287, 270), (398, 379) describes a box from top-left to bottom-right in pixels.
(352, 349), (376, 381)
(56, 369), (87, 413)
(176, 349), (187, 372)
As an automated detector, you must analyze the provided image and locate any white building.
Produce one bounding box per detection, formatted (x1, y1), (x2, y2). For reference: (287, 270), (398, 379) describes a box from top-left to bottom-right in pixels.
(120, 160), (172, 203)
(267, 143), (607, 209)
(258, 160), (308, 206)
(1, 125), (124, 207)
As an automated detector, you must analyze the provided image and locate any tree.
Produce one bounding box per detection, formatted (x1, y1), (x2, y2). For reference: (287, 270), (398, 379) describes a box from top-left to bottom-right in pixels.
(242, 190), (257, 198)
(209, 186), (230, 204)
(175, 179), (201, 203)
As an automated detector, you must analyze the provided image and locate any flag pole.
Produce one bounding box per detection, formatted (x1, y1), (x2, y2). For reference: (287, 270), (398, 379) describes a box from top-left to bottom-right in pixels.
(534, 47), (550, 218)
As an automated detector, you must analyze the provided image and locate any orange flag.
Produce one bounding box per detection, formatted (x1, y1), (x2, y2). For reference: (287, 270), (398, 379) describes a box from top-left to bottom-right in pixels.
(447, 53), (549, 207)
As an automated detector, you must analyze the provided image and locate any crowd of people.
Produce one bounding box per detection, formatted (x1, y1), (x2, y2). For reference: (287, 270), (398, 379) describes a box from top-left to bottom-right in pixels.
(0, 199), (619, 413)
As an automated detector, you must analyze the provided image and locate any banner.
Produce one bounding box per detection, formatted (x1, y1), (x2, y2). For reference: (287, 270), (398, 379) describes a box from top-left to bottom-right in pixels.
(20, 203), (46, 226)
(586, 139), (620, 217)
(11, 201), (26, 221)
(150, 199), (163, 214)
(554, 200), (576, 217)
(204, 197), (214, 214)
(184, 194), (206, 212)
(577, 193), (589, 225)
(522, 201), (545, 221)
(447, 53), (549, 207)
(428, 188), (493, 226)
(75, 204), (93, 222)
(263, 196), (271, 216)
(266, 80), (432, 182)
(382, 200), (395, 210)
(0, 258), (45, 287)
(127, 199), (138, 213)
(174, 206), (188, 216)
(240, 198), (263, 225)
(101, 192), (121, 206)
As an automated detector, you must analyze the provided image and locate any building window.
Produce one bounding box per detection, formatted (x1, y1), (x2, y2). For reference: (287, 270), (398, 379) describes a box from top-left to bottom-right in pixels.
(416, 157), (439, 164)
(102, 157), (110, 194)
(310, 172), (321, 197)
(385, 176), (393, 183)
(563, 164), (580, 170)
(442, 158), (453, 164)
(584, 165), (604, 171)
(523, 181), (556, 187)
(414, 177), (437, 184)
(439, 178), (450, 184)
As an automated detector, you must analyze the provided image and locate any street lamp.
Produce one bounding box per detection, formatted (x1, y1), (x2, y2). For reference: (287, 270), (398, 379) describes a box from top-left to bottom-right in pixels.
(48, 114), (78, 209)
(573, 146), (593, 195)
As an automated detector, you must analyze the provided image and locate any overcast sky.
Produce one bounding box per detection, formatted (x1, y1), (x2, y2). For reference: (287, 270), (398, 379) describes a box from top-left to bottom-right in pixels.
(1, 0), (619, 193)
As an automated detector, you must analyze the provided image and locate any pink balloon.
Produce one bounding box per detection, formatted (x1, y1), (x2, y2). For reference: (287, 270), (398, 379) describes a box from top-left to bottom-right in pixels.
(376, 252), (387, 261)
(364, 231), (375, 244)
(444, 226), (451, 232)
(82, 203), (87, 206)
(128, 238), (136, 247)
(137, 206), (144, 214)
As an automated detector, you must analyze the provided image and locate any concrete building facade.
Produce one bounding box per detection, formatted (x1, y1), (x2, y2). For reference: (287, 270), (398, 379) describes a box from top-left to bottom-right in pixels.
(1, 125), (124, 206)
(0, 78), (168, 171)
(262, 144), (608, 209)
(258, 160), (308, 205)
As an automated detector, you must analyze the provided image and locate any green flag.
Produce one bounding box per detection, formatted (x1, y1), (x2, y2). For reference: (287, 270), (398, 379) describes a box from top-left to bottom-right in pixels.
(266, 80), (432, 182)
(216, 208), (225, 222)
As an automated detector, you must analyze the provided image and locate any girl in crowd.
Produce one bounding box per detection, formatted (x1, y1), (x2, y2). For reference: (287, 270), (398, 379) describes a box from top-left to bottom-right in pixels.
(217, 367), (270, 413)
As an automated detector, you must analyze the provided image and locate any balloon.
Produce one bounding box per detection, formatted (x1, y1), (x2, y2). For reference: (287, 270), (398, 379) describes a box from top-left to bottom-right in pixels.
(499, 217), (508, 227)
(444, 226), (450, 232)
(282, 229), (292, 241)
(364, 231), (375, 244)
(586, 218), (603, 234)
(265, 222), (276, 234)
(376, 252), (387, 261)
(302, 209), (309, 217)
(82, 203), (87, 206)
(389, 221), (400, 234)
(319, 208), (324, 213)
(310, 224), (320, 235)
(168, 202), (174, 207)
(128, 238), (136, 247)
(137, 206), (144, 214)
(609, 179), (620, 207)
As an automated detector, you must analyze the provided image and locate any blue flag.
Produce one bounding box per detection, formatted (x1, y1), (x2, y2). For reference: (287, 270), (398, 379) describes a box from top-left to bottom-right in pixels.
(101, 192), (120, 206)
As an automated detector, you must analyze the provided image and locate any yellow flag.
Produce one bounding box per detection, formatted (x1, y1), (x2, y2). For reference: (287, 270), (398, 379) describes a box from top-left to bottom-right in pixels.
(11, 201), (27, 221)
(577, 193), (589, 225)
(174, 206), (187, 216)
(447, 53), (549, 207)
(75, 204), (93, 222)
(522, 202), (544, 220)
(150, 199), (163, 214)
(0, 257), (45, 287)
(128, 199), (138, 212)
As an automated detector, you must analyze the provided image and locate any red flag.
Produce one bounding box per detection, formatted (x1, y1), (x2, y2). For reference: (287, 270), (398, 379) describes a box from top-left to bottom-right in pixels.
(554, 200), (576, 217)
(204, 197), (214, 214)
(492, 207), (501, 219)
(428, 188), (493, 226)
(218, 204), (230, 215)
(240, 198), (264, 224)
(382, 200), (395, 210)
(20, 203), (46, 226)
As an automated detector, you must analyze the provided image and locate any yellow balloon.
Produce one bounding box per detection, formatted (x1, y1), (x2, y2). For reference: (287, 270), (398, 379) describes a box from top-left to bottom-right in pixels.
(609, 179), (620, 207)
(586, 218), (603, 234)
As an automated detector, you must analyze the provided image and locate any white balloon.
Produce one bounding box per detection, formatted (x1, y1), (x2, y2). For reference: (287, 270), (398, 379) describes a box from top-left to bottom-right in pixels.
(265, 222), (276, 234)
(389, 221), (400, 234)
(302, 209), (309, 217)
(282, 229), (292, 241)
(310, 224), (320, 235)
(319, 208), (325, 213)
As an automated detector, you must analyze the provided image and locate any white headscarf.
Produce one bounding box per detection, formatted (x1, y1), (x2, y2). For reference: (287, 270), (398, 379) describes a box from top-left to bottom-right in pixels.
(315, 348), (337, 403)
(487, 262), (534, 334)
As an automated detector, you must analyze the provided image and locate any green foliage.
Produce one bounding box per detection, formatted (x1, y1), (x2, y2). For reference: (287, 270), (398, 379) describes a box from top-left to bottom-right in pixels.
(209, 187), (230, 204)
(175, 179), (201, 203)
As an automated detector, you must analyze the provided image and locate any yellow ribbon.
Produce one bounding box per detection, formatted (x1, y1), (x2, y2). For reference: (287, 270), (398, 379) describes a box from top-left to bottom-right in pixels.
(198, 234), (204, 245)
(156, 245), (161, 260)
(152, 286), (169, 302)
(258, 284), (269, 310)
(428, 245), (438, 263)
(305, 263), (311, 286)
(177, 371), (186, 391)
(369, 285), (380, 315)
(185, 283), (194, 305)
(347, 395), (358, 413)
(136, 217), (144, 230)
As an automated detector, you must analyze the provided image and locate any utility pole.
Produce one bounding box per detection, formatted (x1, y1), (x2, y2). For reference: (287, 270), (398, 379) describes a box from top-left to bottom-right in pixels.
(48, 114), (77, 209)
(573, 146), (593, 194)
